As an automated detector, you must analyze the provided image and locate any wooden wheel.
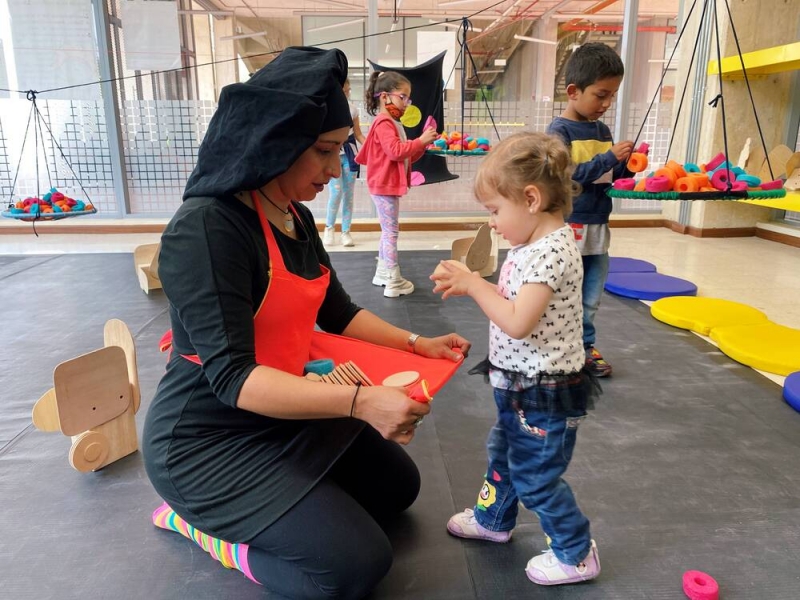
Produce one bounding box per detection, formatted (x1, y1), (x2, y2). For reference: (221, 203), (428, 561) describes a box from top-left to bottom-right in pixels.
(69, 431), (109, 472)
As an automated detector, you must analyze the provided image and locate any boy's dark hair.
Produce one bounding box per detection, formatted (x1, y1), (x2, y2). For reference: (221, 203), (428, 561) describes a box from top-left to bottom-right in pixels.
(564, 42), (624, 90)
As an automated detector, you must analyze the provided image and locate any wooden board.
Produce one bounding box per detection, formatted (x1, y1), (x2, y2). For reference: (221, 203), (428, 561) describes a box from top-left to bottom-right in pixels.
(104, 319), (141, 413)
(759, 145), (794, 181)
(54, 346), (130, 436)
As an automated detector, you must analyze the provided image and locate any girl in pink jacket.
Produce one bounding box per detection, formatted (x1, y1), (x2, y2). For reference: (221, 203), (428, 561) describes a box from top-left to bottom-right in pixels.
(356, 70), (437, 297)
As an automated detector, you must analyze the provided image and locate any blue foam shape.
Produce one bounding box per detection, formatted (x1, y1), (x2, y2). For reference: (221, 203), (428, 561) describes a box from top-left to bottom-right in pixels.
(608, 257), (657, 273)
(604, 272), (697, 301)
(304, 358), (335, 376)
(784, 372), (800, 413)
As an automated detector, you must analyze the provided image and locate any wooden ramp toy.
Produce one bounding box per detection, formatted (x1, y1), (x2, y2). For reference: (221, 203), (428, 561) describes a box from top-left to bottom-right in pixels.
(134, 243), (161, 294)
(450, 223), (498, 278)
(31, 319), (141, 472)
(785, 152), (800, 191)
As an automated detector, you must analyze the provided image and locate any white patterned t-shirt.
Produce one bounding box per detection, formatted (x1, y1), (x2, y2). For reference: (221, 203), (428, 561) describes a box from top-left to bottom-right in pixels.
(489, 225), (584, 379)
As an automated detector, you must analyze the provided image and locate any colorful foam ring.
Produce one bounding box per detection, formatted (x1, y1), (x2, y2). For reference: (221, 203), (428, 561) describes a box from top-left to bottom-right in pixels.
(654, 167), (678, 189)
(760, 179), (784, 190)
(645, 175), (672, 193)
(736, 174), (761, 188)
(689, 172), (710, 188)
(684, 162), (702, 173)
(675, 177), (700, 193)
(666, 160), (688, 179)
(634, 178), (647, 192)
(730, 180), (748, 192)
(627, 152), (649, 173)
(682, 570), (719, 600)
(612, 178), (636, 191)
(710, 168), (735, 191)
(635, 142), (650, 155)
(705, 152), (726, 171)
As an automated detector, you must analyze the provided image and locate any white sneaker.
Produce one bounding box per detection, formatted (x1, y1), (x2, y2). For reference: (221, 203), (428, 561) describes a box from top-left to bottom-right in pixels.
(446, 509), (512, 543)
(322, 226), (335, 245)
(384, 266), (414, 298)
(372, 259), (389, 287)
(525, 540), (601, 586)
(340, 231), (354, 247)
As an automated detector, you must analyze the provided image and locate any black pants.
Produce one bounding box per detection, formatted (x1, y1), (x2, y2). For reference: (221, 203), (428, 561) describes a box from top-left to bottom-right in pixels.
(246, 426), (421, 599)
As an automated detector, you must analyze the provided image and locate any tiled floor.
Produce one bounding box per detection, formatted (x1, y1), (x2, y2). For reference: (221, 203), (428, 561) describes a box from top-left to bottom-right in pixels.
(3, 225), (798, 383)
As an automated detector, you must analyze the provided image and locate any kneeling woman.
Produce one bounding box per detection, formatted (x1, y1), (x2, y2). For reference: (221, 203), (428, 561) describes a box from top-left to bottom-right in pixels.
(142, 47), (470, 600)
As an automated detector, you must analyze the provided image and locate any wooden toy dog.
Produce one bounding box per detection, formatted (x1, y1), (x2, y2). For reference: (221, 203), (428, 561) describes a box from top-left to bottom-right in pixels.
(31, 319), (141, 472)
(134, 243), (161, 293)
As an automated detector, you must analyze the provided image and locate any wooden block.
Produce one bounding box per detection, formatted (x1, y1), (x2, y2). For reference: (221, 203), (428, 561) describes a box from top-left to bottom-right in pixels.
(347, 361), (374, 386)
(759, 145), (793, 181)
(104, 319), (140, 413)
(54, 346), (130, 436)
(785, 153), (800, 191)
(32, 388), (61, 432)
(465, 223), (492, 272)
(134, 243), (162, 293)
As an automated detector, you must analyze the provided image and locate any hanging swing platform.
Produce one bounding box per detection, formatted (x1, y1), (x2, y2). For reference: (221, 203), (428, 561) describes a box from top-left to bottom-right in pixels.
(608, 188), (787, 202)
(2, 90), (97, 224)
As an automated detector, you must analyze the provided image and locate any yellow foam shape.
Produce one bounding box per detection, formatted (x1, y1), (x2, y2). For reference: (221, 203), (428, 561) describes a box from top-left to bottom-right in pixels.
(710, 322), (800, 376)
(650, 297), (768, 336)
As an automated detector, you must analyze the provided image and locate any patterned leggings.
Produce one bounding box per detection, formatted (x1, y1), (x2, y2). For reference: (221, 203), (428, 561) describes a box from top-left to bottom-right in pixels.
(325, 155), (356, 231)
(371, 194), (400, 269)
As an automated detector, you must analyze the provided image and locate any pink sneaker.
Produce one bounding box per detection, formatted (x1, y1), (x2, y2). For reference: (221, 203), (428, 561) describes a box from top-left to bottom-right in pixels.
(525, 540), (601, 585)
(446, 509), (512, 543)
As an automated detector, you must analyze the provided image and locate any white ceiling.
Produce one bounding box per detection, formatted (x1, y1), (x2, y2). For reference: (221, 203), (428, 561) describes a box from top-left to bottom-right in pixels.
(195, 0), (680, 21)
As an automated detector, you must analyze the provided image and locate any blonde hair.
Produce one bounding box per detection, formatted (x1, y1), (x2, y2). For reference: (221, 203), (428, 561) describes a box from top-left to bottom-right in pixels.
(474, 132), (578, 218)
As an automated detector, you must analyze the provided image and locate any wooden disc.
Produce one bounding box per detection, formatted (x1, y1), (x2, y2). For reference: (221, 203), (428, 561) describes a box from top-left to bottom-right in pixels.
(382, 371), (420, 388)
(433, 259), (471, 278)
(69, 430), (109, 472)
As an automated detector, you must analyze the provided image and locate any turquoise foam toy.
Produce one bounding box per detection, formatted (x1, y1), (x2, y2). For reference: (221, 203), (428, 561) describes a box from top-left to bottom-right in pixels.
(304, 358), (335, 376)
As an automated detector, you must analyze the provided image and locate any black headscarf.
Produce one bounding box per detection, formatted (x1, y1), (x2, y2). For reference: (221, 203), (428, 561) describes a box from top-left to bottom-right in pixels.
(183, 47), (353, 200)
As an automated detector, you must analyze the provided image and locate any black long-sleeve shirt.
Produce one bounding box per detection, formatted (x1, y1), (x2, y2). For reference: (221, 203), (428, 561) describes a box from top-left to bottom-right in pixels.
(142, 194), (365, 542)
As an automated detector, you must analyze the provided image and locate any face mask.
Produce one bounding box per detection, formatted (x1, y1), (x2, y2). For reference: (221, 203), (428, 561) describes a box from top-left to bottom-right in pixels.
(385, 102), (403, 120)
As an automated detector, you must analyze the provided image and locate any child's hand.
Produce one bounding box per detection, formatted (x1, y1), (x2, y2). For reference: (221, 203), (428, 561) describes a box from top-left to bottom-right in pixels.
(611, 141), (634, 162)
(419, 127), (438, 146)
(430, 260), (478, 300)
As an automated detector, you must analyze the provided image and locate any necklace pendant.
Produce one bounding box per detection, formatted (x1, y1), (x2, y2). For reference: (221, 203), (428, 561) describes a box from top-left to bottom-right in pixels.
(284, 216), (295, 233)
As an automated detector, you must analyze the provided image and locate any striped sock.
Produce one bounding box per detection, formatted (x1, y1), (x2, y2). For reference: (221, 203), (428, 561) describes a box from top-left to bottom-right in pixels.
(152, 502), (259, 584)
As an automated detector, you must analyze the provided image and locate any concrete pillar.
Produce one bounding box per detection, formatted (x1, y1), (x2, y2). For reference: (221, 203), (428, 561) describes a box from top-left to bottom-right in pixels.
(665, 0), (799, 233)
(212, 17), (238, 98)
(531, 18), (558, 102)
(631, 24), (667, 104)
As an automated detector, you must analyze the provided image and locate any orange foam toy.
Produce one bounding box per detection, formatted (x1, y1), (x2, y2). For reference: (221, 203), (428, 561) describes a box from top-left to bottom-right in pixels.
(654, 167), (678, 190)
(666, 161), (688, 179)
(689, 173), (710, 188)
(675, 177), (700, 192)
(627, 153), (649, 173)
(634, 178), (647, 192)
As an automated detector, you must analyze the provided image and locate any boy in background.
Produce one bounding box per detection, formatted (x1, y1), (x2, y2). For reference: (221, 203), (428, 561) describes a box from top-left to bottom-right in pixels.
(547, 42), (634, 378)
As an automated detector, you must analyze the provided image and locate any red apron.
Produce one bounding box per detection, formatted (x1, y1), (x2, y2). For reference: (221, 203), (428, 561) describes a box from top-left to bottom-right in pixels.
(161, 191), (330, 375)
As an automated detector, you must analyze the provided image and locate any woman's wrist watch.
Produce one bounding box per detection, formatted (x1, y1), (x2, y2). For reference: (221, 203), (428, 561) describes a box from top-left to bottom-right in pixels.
(407, 333), (420, 353)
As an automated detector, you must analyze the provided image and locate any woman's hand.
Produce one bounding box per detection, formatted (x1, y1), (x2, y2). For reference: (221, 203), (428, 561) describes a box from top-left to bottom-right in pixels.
(353, 385), (431, 445)
(413, 332), (471, 361)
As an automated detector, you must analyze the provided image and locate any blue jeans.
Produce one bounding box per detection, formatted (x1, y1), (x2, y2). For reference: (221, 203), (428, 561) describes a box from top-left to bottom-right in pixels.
(582, 253), (609, 350)
(325, 155), (356, 231)
(473, 386), (591, 565)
